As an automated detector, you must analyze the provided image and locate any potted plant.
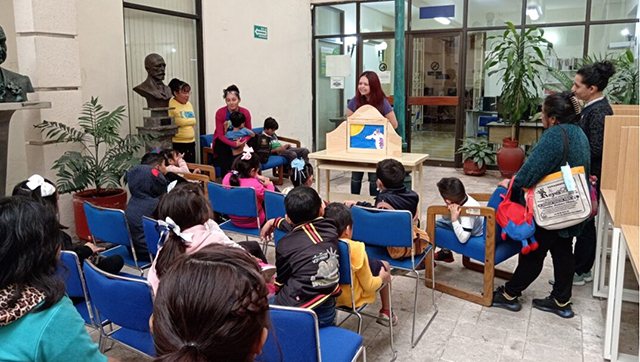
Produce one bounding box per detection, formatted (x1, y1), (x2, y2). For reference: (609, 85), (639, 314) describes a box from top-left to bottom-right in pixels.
(484, 22), (550, 177)
(457, 139), (496, 176)
(36, 97), (153, 240)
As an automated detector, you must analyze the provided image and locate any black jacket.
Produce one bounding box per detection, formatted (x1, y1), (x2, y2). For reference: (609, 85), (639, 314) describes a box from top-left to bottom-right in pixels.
(579, 97), (613, 181)
(357, 186), (419, 217)
(273, 217), (341, 309)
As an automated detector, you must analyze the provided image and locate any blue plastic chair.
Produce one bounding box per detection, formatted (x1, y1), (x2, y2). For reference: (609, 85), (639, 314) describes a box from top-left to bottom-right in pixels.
(426, 186), (520, 306)
(264, 190), (287, 245)
(83, 202), (150, 275)
(207, 182), (265, 250)
(83, 260), (155, 357)
(142, 216), (165, 261)
(58, 251), (98, 327)
(351, 206), (438, 348)
(258, 305), (366, 362)
(337, 240), (396, 360)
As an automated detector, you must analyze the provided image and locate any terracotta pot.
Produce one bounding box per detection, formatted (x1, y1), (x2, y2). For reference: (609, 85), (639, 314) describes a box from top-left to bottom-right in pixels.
(497, 138), (525, 178)
(73, 188), (128, 241)
(463, 159), (487, 176)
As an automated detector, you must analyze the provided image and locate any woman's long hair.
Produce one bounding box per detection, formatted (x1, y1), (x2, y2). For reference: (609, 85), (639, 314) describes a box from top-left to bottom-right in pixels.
(154, 184), (212, 279)
(354, 71), (387, 114)
(152, 244), (270, 362)
(0, 197), (64, 310)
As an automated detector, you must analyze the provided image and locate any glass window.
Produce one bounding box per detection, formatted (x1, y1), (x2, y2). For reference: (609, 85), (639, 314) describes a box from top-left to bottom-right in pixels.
(124, 8), (199, 135)
(526, 0), (587, 24)
(360, 1), (408, 33)
(468, 0), (523, 27)
(588, 23), (638, 57)
(362, 37), (395, 96)
(410, 0), (463, 30)
(591, 0), (639, 21)
(124, 0), (196, 15)
(314, 38), (358, 151)
(542, 26), (586, 92)
(314, 4), (356, 36)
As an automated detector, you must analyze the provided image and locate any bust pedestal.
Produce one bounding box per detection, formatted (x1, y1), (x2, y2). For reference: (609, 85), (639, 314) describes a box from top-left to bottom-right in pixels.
(136, 107), (178, 152)
(0, 101), (52, 195)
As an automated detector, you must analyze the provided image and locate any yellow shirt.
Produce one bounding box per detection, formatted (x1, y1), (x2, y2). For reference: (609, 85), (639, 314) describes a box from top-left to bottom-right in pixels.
(169, 98), (196, 143)
(336, 238), (383, 308)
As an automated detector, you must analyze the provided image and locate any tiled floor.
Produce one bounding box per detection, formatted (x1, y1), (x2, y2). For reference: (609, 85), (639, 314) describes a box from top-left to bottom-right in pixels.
(99, 166), (639, 362)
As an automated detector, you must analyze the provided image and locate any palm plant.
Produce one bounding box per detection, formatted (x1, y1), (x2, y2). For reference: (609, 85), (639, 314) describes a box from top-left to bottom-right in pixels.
(484, 22), (551, 140)
(35, 96), (154, 195)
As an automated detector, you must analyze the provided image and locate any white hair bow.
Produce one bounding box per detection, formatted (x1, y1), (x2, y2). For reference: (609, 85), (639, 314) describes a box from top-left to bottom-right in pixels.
(167, 180), (177, 193)
(26, 174), (56, 197)
(241, 145), (254, 160)
(157, 217), (194, 248)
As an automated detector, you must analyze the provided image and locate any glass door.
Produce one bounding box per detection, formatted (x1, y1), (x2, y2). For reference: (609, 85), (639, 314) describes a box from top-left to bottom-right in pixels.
(408, 33), (462, 162)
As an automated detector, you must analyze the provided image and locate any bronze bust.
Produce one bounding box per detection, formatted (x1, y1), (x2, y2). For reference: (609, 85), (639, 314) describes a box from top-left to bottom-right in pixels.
(133, 53), (172, 109)
(0, 25), (34, 102)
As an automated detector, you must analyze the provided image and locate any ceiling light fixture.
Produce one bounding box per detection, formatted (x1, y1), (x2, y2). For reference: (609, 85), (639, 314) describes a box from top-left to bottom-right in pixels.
(526, 6), (542, 21)
(434, 17), (451, 25)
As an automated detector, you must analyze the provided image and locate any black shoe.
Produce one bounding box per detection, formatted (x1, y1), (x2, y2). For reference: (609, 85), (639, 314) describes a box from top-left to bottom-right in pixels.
(532, 296), (574, 318)
(434, 250), (455, 263)
(492, 286), (522, 312)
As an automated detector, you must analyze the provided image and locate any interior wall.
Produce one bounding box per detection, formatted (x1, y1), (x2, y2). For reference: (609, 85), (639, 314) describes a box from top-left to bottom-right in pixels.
(202, 0), (313, 148)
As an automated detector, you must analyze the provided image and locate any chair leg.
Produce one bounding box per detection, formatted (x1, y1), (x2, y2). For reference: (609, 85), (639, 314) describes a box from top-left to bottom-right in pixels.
(411, 250), (438, 348)
(388, 281), (397, 362)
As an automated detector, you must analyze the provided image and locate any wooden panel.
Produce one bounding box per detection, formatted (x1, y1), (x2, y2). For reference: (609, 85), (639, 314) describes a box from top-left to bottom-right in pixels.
(612, 104), (640, 112)
(386, 96), (459, 106)
(614, 127), (639, 227)
(487, 122), (544, 146)
(621, 224), (639, 280)
(601, 189), (617, 222)
(600, 115), (640, 191)
(612, 108), (639, 116)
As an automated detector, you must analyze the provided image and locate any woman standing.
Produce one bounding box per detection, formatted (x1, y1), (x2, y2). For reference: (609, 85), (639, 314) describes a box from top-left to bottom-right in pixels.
(570, 61), (615, 285)
(168, 78), (197, 163)
(492, 92), (591, 318)
(347, 71), (398, 197)
(214, 85), (253, 176)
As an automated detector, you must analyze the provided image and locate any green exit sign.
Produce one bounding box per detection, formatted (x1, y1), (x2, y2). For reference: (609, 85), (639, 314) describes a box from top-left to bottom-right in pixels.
(254, 25), (268, 40)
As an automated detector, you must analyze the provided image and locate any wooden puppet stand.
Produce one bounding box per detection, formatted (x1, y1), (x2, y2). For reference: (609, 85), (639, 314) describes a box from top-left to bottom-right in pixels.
(309, 105), (429, 214)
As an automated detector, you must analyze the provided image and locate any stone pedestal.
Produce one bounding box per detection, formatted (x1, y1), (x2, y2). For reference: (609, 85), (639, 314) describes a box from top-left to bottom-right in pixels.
(136, 107), (178, 152)
(0, 101), (51, 196)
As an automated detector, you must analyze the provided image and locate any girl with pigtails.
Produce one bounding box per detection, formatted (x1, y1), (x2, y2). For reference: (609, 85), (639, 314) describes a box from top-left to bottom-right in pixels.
(281, 158), (314, 195)
(147, 183), (267, 294)
(222, 145), (276, 229)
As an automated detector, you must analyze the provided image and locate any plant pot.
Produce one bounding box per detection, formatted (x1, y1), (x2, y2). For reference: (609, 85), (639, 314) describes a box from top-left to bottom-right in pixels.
(73, 188), (128, 241)
(497, 138), (525, 178)
(463, 159), (487, 176)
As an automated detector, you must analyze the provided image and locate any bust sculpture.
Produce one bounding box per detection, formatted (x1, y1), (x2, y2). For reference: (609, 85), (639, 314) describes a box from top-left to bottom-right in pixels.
(133, 53), (172, 109)
(0, 25), (34, 103)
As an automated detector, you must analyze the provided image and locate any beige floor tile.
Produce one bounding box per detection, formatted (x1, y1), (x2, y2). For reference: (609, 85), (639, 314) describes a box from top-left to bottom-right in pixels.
(522, 341), (583, 362)
(440, 335), (503, 362)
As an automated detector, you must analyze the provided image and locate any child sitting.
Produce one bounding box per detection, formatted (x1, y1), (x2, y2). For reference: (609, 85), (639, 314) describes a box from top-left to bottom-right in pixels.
(151, 245), (270, 362)
(433, 177), (484, 263)
(281, 158), (314, 194)
(225, 111), (255, 156)
(263, 117), (310, 164)
(161, 148), (201, 174)
(260, 186), (340, 328)
(222, 147), (275, 229)
(324, 203), (396, 326)
(142, 151), (187, 186)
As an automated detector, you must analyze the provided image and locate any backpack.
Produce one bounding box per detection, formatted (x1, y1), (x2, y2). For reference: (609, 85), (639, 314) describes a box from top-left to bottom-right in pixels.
(496, 180), (538, 254)
(254, 133), (272, 164)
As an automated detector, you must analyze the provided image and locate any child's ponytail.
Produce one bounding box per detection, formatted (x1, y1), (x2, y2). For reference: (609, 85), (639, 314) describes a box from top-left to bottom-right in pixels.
(290, 159), (314, 187)
(229, 146), (261, 187)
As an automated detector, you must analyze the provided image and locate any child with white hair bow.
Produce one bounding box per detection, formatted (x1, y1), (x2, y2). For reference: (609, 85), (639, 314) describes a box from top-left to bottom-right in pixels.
(221, 145), (275, 229)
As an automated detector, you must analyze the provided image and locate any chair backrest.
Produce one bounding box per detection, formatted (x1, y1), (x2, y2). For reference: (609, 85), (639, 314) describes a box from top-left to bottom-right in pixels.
(59, 251), (88, 299)
(264, 190), (286, 219)
(142, 216), (164, 257)
(337, 240), (353, 286)
(200, 134), (213, 148)
(351, 206), (413, 248)
(259, 305), (321, 362)
(83, 260), (153, 333)
(83, 202), (132, 247)
(252, 127), (264, 134)
(207, 182), (259, 218)
(486, 186), (508, 243)
(478, 116), (499, 127)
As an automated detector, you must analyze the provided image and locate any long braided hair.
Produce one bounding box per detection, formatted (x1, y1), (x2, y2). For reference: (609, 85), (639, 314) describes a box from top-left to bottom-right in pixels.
(152, 244), (270, 362)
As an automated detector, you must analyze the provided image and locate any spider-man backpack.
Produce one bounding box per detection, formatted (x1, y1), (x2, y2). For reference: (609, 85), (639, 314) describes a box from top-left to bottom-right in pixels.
(496, 179), (539, 255)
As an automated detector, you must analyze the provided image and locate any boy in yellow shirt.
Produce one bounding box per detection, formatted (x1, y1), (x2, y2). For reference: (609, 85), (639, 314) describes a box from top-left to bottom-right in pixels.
(324, 203), (396, 326)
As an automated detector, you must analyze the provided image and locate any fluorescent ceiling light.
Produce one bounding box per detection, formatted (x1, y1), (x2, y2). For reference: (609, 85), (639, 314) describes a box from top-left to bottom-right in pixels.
(526, 6), (542, 21)
(621, 28), (631, 36)
(434, 17), (450, 25)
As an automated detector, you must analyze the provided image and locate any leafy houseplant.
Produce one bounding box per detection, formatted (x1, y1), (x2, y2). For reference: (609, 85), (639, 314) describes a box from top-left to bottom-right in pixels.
(483, 22), (550, 177)
(36, 96), (153, 239)
(457, 139), (496, 176)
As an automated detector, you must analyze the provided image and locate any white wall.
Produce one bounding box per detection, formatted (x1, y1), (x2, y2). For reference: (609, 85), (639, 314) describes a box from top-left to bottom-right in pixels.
(202, 0), (313, 148)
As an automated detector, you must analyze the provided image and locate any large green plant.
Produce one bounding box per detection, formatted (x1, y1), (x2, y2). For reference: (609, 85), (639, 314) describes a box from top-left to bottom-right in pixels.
(546, 50), (639, 105)
(484, 22), (550, 140)
(457, 139), (496, 168)
(35, 97), (153, 195)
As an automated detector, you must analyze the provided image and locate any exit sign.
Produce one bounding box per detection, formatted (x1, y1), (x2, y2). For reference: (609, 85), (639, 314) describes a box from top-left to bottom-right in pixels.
(254, 25), (268, 40)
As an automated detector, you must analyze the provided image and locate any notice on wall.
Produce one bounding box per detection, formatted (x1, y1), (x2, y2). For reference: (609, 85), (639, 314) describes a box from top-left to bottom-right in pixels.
(330, 77), (345, 89)
(377, 71), (391, 84)
(326, 55), (351, 77)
